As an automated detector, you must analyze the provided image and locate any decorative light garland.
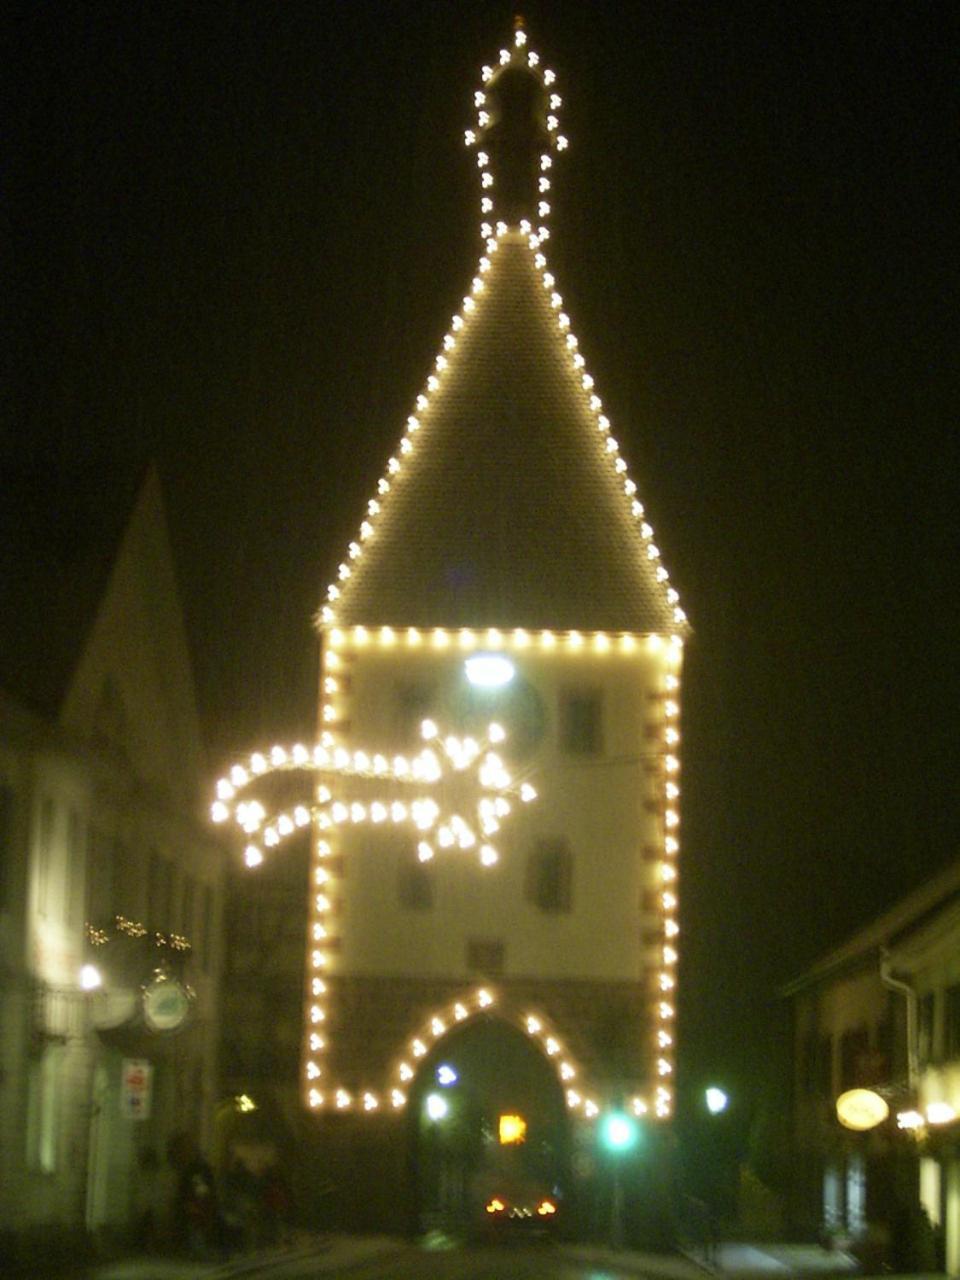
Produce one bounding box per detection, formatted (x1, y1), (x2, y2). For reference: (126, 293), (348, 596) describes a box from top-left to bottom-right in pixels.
(302, 22), (687, 1124)
(86, 916), (191, 954)
(306, 986), (607, 1118)
(317, 23), (687, 638)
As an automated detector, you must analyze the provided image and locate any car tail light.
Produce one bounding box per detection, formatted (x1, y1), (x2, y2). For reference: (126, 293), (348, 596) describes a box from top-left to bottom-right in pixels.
(486, 1196), (507, 1215)
(537, 1198), (557, 1216)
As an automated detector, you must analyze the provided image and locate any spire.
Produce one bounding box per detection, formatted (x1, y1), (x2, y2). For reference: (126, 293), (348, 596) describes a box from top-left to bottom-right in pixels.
(465, 23), (567, 241)
(319, 27), (688, 638)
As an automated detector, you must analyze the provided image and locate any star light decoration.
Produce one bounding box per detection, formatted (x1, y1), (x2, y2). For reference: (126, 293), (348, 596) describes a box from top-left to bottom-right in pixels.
(211, 718), (537, 872)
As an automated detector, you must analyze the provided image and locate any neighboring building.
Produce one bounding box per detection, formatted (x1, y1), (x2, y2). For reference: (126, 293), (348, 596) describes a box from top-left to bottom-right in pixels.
(216, 827), (309, 1171)
(886, 861), (960, 1272)
(785, 857), (960, 1269)
(293, 23), (689, 1238)
(0, 468), (224, 1263)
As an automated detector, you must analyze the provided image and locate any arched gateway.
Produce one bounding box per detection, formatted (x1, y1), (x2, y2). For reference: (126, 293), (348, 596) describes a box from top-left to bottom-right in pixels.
(223, 21), (690, 1239)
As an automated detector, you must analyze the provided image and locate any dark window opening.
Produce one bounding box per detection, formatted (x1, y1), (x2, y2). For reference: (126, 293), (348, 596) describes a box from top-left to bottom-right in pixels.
(526, 838), (573, 913)
(559, 689), (603, 755)
(398, 851), (434, 911)
(944, 984), (960, 1061)
(394, 682), (436, 747)
(919, 991), (936, 1066)
(148, 850), (172, 930)
(200, 883), (215, 973)
(0, 783), (12, 909)
(466, 938), (504, 976)
(38, 796), (56, 919)
(838, 1027), (871, 1091)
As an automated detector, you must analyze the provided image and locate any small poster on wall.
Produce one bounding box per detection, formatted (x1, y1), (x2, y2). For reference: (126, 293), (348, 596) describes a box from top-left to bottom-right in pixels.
(120, 1058), (153, 1120)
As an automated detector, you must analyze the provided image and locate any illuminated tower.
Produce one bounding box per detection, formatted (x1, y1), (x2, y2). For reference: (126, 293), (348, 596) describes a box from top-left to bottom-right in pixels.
(308, 23), (688, 1230)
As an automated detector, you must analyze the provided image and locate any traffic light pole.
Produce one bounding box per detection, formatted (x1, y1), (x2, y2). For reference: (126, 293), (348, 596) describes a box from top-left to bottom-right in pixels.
(610, 1159), (625, 1249)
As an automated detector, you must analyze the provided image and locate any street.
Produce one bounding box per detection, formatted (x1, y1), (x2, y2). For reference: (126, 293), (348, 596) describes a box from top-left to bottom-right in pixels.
(213, 1240), (671, 1279)
(332, 1245), (653, 1278)
(66, 1233), (711, 1280)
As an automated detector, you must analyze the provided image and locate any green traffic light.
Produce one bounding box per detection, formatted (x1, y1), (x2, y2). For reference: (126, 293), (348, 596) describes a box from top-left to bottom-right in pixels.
(600, 1110), (638, 1152)
(705, 1086), (729, 1115)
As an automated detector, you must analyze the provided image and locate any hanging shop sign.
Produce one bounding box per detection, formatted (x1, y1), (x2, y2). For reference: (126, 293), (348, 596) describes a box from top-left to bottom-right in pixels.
(837, 1088), (889, 1131)
(142, 976), (192, 1033)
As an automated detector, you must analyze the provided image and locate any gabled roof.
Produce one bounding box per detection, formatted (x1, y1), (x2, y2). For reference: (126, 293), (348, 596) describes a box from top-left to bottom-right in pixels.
(782, 854), (960, 995)
(0, 463), (143, 716)
(320, 27), (687, 638)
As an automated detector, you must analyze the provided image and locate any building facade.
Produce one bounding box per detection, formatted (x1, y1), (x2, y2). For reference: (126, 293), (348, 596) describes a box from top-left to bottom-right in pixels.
(0, 469), (224, 1264)
(300, 24), (687, 1238)
(786, 858), (960, 1270)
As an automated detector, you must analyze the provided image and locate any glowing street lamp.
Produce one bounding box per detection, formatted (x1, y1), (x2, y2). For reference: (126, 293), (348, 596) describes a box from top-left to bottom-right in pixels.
(705, 1086), (729, 1116)
(424, 1092), (449, 1122)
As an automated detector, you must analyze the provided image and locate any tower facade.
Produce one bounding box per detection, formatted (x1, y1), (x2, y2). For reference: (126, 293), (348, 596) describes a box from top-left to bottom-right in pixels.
(305, 24), (688, 1229)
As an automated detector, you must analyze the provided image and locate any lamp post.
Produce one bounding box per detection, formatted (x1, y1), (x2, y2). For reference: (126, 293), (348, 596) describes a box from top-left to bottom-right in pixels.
(599, 1109), (639, 1248)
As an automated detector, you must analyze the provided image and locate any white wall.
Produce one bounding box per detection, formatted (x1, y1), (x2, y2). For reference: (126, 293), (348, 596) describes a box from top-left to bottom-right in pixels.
(328, 639), (675, 983)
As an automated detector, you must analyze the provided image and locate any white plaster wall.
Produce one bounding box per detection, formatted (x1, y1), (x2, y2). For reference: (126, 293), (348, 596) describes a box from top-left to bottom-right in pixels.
(816, 970), (889, 1040)
(332, 642), (672, 983)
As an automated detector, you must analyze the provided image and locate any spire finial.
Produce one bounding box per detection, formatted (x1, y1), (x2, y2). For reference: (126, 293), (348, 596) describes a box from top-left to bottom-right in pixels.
(465, 27), (567, 239)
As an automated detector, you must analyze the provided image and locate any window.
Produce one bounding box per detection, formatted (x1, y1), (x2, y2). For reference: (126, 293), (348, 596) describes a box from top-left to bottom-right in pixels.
(112, 837), (134, 919)
(944, 984), (960, 1060)
(815, 1035), (833, 1098)
(181, 873), (196, 942)
(66, 809), (84, 926)
(800, 1032), (830, 1097)
(839, 1026), (870, 1091)
(397, 848), (434, 911)
(466, 938), (504, 976)
(918, 991), (936, 1066)
(148, 851), (171, 929)
(86, 827), (109, 923)
(26, 1045), (61, 1173)
(526, 838), (573, 912)
(37, 796), (55, 918)
(394, 682), (435, 746)
(200, 883), (215, 973)
(0, 782), (12, 909)
(559, 689), (603, 755)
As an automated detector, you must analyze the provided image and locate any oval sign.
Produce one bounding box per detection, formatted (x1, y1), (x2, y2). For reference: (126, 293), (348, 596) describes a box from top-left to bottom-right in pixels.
(142, 978), (192, 1033)
(837, 1088), (889, 1131)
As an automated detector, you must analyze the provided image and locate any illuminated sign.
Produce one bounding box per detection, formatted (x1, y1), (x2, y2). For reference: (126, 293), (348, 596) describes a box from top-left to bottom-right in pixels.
(499, 1113), (527, 1144)
(836, 1088), (889, 1131)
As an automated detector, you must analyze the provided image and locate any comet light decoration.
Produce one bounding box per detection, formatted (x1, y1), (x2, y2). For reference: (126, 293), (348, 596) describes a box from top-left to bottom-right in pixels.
(211, 719), (537, 872)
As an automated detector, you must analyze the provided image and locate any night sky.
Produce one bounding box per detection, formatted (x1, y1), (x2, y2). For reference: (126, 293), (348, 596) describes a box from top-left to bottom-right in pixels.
(5, 1), (959, 1099)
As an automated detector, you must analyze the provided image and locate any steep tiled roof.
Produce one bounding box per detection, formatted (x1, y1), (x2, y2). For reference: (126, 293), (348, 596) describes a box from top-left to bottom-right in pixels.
(328, 233), (684, 635)
(0, 465), (142, 716)
(323, 25), (686, 638)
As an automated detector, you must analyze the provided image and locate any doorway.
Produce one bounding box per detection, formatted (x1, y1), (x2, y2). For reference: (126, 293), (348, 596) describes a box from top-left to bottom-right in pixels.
(408, 1015), (569, 1236)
